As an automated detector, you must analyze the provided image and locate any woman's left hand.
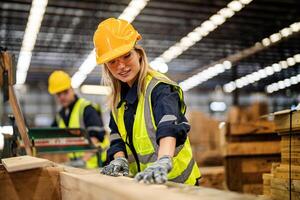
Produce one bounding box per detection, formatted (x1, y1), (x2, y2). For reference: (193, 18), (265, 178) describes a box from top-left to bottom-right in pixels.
(134, 155), (172, 184)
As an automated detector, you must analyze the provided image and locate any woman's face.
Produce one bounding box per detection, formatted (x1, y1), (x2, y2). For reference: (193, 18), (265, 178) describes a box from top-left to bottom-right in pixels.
(106, 49), (141, 87)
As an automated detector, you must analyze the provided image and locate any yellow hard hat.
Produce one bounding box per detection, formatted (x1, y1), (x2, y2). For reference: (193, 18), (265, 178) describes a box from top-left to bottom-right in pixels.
(93, 18), (142, 64)
(48, 70), (71, 94)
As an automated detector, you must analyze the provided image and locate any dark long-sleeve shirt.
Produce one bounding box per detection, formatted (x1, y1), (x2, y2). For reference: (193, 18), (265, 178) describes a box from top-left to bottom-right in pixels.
(107, 81), (190, 161)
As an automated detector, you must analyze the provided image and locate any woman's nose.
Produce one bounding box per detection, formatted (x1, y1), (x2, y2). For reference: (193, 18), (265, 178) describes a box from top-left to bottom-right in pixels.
(117, 61), (126, 70)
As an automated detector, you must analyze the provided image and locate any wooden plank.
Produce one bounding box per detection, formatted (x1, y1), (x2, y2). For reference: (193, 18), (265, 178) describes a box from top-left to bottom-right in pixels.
(263, 173), (273, 186)
(274, 109), (300, 133)
(9, 86), (32, 155)
(0, 165), (62, 200)
(241, 157), (276, 173)
(228, 121), (275, 136)
(225, 157), (243, 192)
(281, 158), (300, 166)
(271, 177), (300, 192)
(198, 166), (224, 190)
(270, 188), (300, 200)
(223, 141), (280, 156)
(1, 156), (52, 172)
(60, 172), (268, 200)
(242, 184), (263, 195)
(274, 164), (300, 180)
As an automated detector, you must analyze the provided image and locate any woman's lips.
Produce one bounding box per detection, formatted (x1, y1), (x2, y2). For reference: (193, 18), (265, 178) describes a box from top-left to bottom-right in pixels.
(119, 69), (131, 77)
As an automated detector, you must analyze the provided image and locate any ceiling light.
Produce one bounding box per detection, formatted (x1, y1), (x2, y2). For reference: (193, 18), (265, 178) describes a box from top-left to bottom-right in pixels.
(258, 69), (267, 78)
(80, 85), (112, 95)
(272, 63), (281, 72)
(252, 72), (260, 81)
(266, 85), (274, 93)
(187, 32), (202, 42)
(180, 37), (196, 47)
(264, 66), (274, 76)
(294, 54), (300, 62)
(269, 33), (281, 43)
(194, 27), (209, 36)
(210, 101), (227, 112)
(223, 60), (232, 69)
(287, 57), (296, 66)
(158, 62), (169, 73)
(201, 20), (216, 32)
(71, 72), (87, 88)
(280, 28), (292, 37)
(246, 74), (256, 83)
(228, 1), (243, 11)
(290, 22), (300, 32)
(119, 0), (149, 23)
(278, 81), (285, 89)
(210, 14), (225, 25)
(236, 79), (244, 88)
(279, 60), (288, 69)
(218, 8), (234, 18)
(78, 50), (97, 74)
(290, 76), (298, 85)
(262, 38), (271, 46)
(214, 64), (225, 73)
(239, 0), (253, 4)
(16, 0), (48, 85)
(284, 79), (291, 87)
(297, 74), (300, 82)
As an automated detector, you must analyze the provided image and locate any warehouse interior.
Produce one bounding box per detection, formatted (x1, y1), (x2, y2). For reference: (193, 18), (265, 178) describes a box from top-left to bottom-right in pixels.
(0, 0), (300, 199)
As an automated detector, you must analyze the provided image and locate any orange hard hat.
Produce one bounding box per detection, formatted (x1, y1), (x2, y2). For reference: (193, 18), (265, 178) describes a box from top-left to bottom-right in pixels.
(93, 18), (142, 64)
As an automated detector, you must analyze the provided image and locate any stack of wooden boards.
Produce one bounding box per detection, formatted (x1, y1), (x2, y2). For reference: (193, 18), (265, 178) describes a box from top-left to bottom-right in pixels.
(0, 155), (270, 200)
(263, 109), (300, 200)
(187, 111), (224, 189)
(221, 103), (281, 195)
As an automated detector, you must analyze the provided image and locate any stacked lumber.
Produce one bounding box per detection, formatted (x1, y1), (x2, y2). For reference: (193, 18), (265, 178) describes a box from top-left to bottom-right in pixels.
(263, 109), (300, 200)
(198, 166), (225, 190)
(0, 156), (270, 200)
(222, 103), (281, 195)
(187, 111), (224, 189)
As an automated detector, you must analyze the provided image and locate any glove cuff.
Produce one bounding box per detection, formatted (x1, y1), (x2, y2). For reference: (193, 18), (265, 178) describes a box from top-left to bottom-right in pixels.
(116, 157), (128, 164)
(158, 155), (173, 172)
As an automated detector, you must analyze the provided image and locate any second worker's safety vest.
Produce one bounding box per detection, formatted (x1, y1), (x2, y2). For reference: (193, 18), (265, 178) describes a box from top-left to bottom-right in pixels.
(112, 72), (201, 185)
(56, 98), (108, 168)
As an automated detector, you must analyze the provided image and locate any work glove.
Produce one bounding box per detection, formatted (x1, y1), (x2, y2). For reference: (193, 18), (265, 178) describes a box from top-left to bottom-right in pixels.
(101, 157), (129, 177)
(65, 159), (86, 168)
(135, 155), (172, 184)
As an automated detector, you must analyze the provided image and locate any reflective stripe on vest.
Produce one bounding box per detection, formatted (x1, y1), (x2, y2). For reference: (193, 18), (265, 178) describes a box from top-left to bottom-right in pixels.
(112, 73), (201, 185)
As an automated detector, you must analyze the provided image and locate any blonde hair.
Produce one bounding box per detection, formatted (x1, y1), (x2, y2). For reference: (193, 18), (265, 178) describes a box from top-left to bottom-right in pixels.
(102, 45), (170, 110)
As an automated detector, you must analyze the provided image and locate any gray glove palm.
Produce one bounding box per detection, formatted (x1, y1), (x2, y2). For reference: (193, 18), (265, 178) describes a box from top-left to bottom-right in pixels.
(101, 157), (129, 177)
(135, 155), (172, 184)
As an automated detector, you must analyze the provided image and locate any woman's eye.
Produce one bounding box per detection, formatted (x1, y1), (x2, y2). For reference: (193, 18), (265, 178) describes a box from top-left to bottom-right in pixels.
(124, 53), (131, 59)
(109, 60), (116, 65)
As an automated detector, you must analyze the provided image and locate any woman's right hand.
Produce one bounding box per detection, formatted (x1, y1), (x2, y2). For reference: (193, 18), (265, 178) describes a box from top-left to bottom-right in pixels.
(101, 157), (129, 177)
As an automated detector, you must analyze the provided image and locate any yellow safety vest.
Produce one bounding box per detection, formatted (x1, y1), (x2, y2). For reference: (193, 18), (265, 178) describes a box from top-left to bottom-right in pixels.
(112, 72), (201, 185)
(56, 98), (108, 168)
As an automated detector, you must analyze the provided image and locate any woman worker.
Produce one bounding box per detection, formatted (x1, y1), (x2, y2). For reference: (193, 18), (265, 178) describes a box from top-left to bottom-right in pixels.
(93, 18), (201, 185)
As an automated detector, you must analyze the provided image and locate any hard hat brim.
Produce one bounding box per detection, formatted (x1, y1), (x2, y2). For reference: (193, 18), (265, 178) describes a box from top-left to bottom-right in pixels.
(49, 84), (71, 95)
(96, 42), (135, 65)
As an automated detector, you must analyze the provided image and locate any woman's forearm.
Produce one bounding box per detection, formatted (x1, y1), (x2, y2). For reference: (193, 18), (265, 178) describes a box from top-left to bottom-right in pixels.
(158, 136), (176, 159)
(114, 151), (126, 159)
